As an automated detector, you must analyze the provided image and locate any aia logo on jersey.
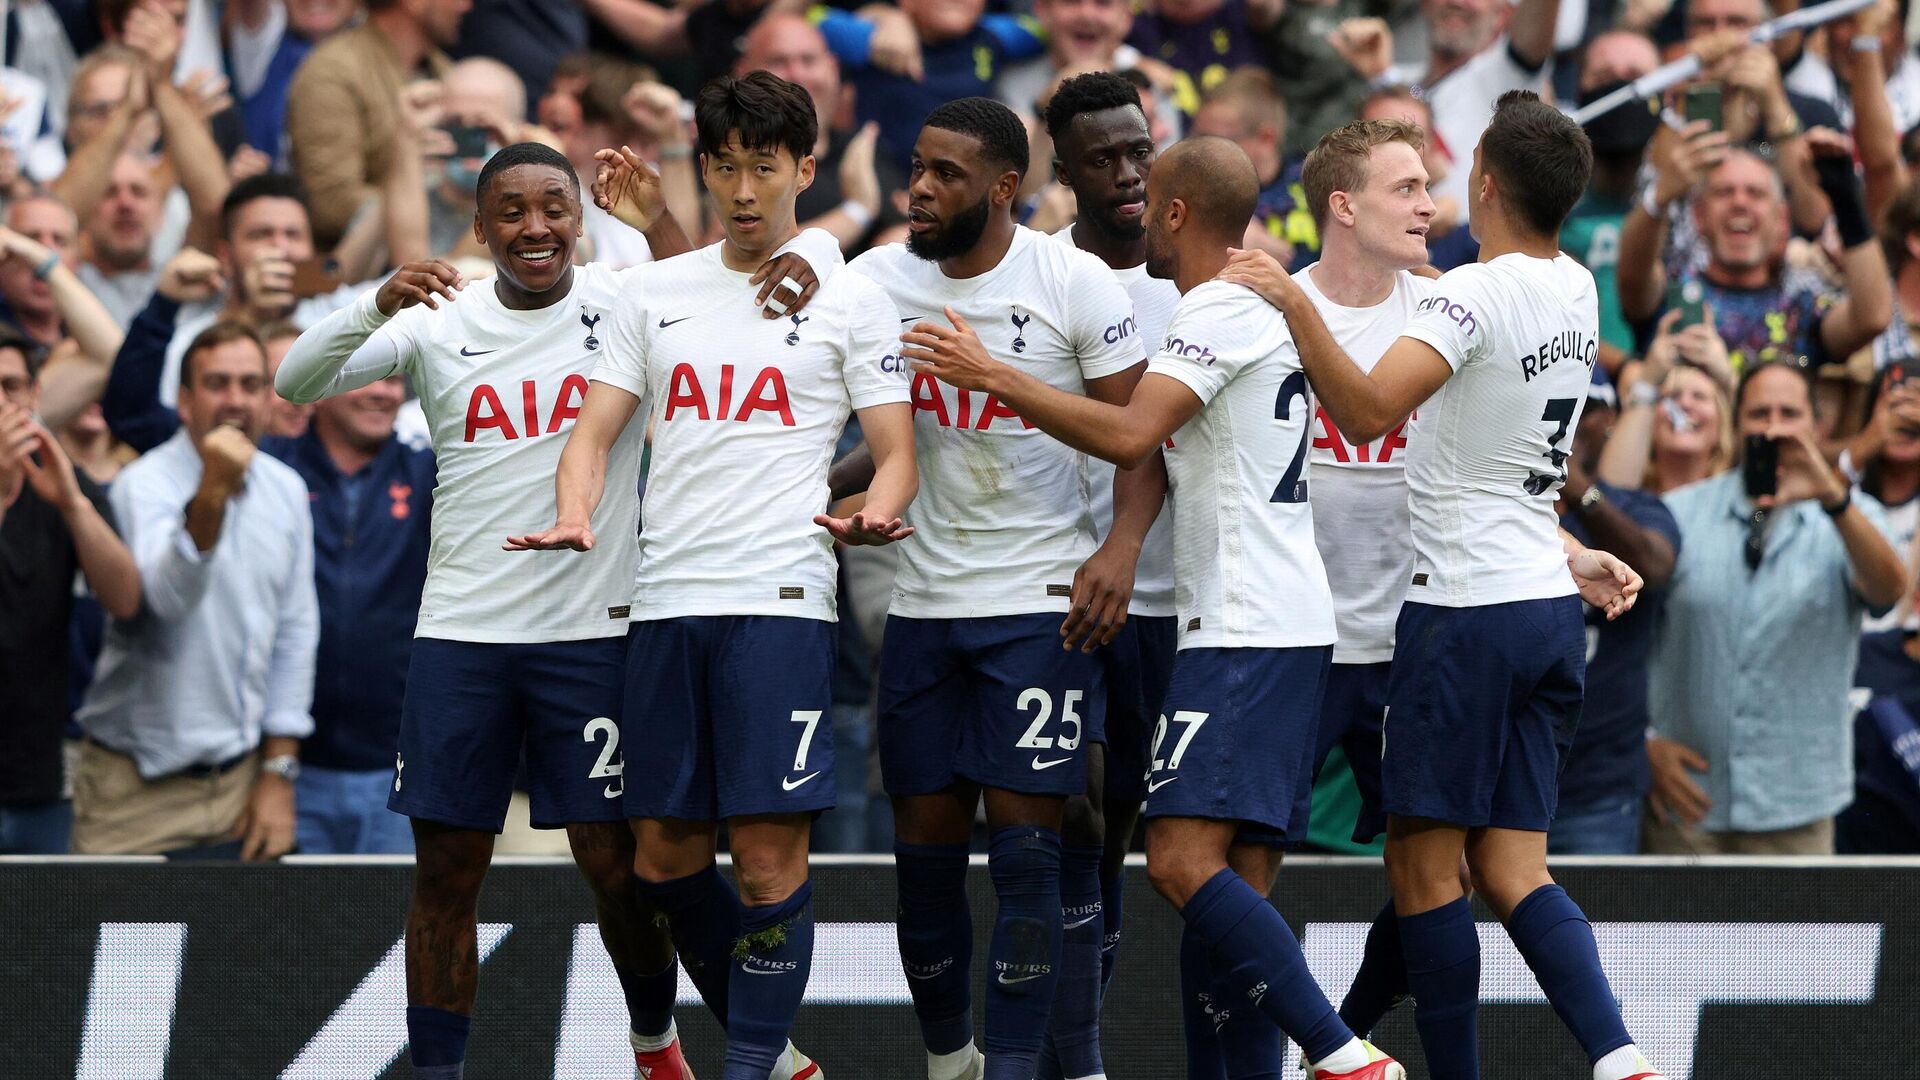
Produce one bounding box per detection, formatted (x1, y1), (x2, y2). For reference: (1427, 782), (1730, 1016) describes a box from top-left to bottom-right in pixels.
(1313, 406), (1413, 464)
(1417, 295), (1479, 337)
(581, 308), (602, 350)
(1010, 309), (1031, 353)
(464, 375), (589, 441)
(663, 363), (796, 426)
(911, 372), (1034, 430)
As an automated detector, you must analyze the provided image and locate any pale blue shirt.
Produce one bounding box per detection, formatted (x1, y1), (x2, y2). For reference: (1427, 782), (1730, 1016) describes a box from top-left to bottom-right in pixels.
(77, 430), (318, 779)
(1650, 470), (1895, 832)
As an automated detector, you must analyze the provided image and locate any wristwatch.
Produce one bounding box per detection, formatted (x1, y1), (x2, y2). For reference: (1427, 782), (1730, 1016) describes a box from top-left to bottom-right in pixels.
(261, 754), (301, 782)
(1579, 485), (1608, 513)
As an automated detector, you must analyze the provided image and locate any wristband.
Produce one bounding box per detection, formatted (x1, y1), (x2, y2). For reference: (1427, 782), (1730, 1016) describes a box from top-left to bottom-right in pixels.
(1627, 380), (1660, 407)
(32, 251), (58, 280)
(839, 198), (875, 230)
(1814, 154), (1874, 248)
(1640, 185), (1669, 219)
(1838, 447), (1862, 487)
(1823, 488), (1853, 517)
(1367, 70), (1404, 90)
(657, 144), (692, 162)
(1852, 36), (1884, 52)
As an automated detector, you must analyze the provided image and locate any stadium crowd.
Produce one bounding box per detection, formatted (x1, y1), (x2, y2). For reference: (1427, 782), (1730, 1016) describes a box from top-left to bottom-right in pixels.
(6, 0), (1920, 866)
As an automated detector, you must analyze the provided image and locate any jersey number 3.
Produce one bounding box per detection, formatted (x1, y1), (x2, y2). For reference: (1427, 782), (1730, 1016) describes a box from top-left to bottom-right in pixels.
(1525, 397), (1577, 495)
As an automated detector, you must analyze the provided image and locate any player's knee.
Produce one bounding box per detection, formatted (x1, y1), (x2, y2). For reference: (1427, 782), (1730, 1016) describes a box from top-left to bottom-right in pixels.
(732, 847), (807, 908)
(1061, 794), (1104, 846)
(411, 853), (488, 910)
(1144, 846), (1204, 907)
(569, 842), (637, 901)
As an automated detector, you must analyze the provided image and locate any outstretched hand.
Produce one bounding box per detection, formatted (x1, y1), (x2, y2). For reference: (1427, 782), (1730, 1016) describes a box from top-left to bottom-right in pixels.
(1570, 547), (1643, 620)
(504, 522), (597, 552)
(814, 510), (914, 546)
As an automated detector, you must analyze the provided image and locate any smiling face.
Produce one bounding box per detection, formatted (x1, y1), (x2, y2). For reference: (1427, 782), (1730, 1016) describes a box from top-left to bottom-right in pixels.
(1346, 140), (1435, 269)
(476, 163), (581, 298)
(1656, 365), (1725, 458)
(1422, 0), (1504, 58)
(702, 136), (815, 260)
(1697, 153), (1784, 276)
(1055, 104), (1154, 244)
(179, 338), (269, 444)
(1035, 0), (1132, 65)
(314, 373), (404, 453)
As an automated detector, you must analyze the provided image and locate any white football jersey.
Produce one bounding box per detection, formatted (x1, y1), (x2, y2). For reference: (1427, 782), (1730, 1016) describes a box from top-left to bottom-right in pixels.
(1296, 265), (1433, 663)
(1146, 281), (1336, 650)
(281, 265), (646, 643)
(594, 243), (908, 621)
(1398, 253), (1597, 607)
(850, 227), (1144, 619)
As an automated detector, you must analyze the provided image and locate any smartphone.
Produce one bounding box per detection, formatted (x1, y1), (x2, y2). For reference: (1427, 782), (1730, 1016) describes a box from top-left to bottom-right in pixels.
(1667, 278), (1707, 331)
(1684, 83), (1723, 131)
(443, 124), (490, 159)
(290, 258), (342, 299)
(1743, 433), (1778, 499)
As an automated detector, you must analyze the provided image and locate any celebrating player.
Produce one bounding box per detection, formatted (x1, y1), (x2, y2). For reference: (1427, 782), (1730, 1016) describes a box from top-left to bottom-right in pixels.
(833, 96), (1159, 1080)
(512, 70), (915, 1080)
(910, 134), (1406, 1080)
(276, 141), (835, 1080)
(1229, 91), (1663, 1080)
(1034, 70), (1181, 1080)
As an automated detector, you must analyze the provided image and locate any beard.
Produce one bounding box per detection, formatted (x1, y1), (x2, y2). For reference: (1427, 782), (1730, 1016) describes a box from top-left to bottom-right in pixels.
(907, 194), (992, 262)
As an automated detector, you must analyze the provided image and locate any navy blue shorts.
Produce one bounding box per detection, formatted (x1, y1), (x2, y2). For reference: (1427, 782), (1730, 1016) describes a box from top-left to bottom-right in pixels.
(879, 614), (1105, 797)
(1103, 615), (1179, 810)
(1143, 645), (1332, 841)
(1382, 598), (1585, 832)
(1308, 661), (1392, 844)
(391, 637), (628, 832)
(622, 616), (836, 822)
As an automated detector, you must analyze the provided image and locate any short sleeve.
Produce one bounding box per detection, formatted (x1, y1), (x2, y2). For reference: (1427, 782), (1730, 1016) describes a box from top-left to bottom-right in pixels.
(1399, 264), (1494, 372)
(1066, 253), (1144, 381)
(839, 273), (910, 411)
(1143, 283), (1272, 406)
(593, 273), (651, 399)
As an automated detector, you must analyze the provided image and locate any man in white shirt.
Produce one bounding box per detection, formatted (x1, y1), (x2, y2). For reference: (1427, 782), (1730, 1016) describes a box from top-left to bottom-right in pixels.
(839, 96), (1155, 1080)
(514, 71), (911, 1080)
(279, 139), (834, 1080)
(75, 321), (317, 859)
(1238, 92), (1662, 1080)
(910, 134), (1405, 1080)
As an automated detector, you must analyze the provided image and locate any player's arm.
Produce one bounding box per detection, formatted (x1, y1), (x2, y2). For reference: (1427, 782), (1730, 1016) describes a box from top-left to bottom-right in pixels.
(506, 380), (642, 552)
(828, 441), (876, 501)
(1065, 361), (1171, 652)
(1559, 529), (1646, 621)
(275, 261), (462, 403)
(905, 308), (1201, 467)
(817, 403), (917, 545)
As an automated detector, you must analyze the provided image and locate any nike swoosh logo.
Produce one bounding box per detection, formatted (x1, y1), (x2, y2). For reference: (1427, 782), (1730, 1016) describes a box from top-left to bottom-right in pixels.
(1146, 776), (1179, 792)
(900, 315), (931, 324)
(1064, 913), (1099, 929)
(603, 785), (623, 799)
(659, 315), (695, 328)
(459, 346), (497, 356)
(782, 772), (820, 791)
(1030, 757), (1071, 771)
(997, 972), (1046, 986)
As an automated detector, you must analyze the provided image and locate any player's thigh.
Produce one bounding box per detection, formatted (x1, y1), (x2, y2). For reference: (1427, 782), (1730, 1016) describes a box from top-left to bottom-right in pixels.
(391, 639), (523, 833)
(1381, 603), (1524, 829)
(960, 614), (1105, 797)
(877, 616), (969, 797)
(1142, 646), (1330, 843)
(1488, 595), (1587, 835)
(516, 636), (631, 829)
(620, 617), (717, 823)
(1328, 660), (1393, 845)
(708, 616), (838, 820)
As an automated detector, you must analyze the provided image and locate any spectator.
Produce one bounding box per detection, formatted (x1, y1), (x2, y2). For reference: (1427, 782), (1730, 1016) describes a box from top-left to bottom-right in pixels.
(0, 329), (140, 854)
(1843, 367), (1920, 632)
(1335, 0), (1560, 219)
(1871, 174), (1920, 372)
(1189, 66), (1310, 265)
(1566, 31), (1661, 375)
(737, 13), (897, 253)
(1646, 362), (1907, 855)
(1126, 0), (1283, 117)
(1262, 5), (1419, 159)
(285, 0), (464, 249)
(447, 0), (586, 112)
(282, 368), (432, 855)
(998, 0), (1158, 120)
(1550, 380), (1681, 855)
(73, 320), (317, 858)
(581, 0), (784, 86)
(260, 320), (313, 439)
(75, 153), (169, 327)
(0, 201), (127, 370)
(1620, 145), (1892, 372)
(1598, 318), (1739, 494)
(1841, 622), (1920, 852)
(224, 0), (363, 170)
(537, 53), (695, 263)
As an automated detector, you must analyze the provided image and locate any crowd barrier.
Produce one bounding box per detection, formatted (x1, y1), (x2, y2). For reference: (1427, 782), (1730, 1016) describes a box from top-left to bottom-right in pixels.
(4, 856), (1914, 1078)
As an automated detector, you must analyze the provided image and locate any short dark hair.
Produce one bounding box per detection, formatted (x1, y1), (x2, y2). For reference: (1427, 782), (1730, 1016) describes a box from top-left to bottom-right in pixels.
(221, 173), (311, 241)
(180, 320), (266, 388)
(551, 53), (660, 128)
(477, 142), (580, 205)
(694, 71), (818, 163)
(1479, 90), (1593, 236)
(0, 325), (45, 380)
(1044, 71), (1143, 142)
(924, 97), (1029, 178)
(1882, 175), (1920, 275)
(1734, 359), (1819, 418)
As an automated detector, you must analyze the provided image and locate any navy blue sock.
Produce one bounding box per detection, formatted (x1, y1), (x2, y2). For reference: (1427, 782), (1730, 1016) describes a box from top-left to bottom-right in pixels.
(614, 956), (678, 1040)
(1338, 898), (1408, 1037)
(1047, 842), (1104, 1078)
(406, 1005), (470, 1073)
(983, 826), (1063, 1080)
(1506, 884), (1632, 1063)
(723, 881), (815, 1080)
(1179, 868), (1352, 1064)
(895, 841), (976, 1055)
(1399, 898), (1481, 1080)
(1211, 967), (1285, 1080)
(1099, 868), (1125, 993)
(636, 866), (742, 1027)
(1179, 925), (1226, 1080)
